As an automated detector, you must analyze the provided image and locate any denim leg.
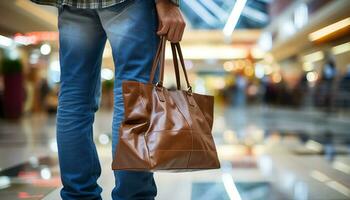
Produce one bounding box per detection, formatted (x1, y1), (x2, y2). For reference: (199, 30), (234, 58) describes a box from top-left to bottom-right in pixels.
(57, 6), (107, 200)
(98, 0), (160, 199)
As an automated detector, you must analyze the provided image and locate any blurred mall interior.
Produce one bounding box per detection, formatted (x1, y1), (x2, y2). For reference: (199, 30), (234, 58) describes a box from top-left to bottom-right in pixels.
(0, 0), (350, 199)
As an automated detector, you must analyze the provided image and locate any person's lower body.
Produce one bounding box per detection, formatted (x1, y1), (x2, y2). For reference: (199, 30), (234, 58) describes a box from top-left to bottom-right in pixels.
(57, 0), (159, 199)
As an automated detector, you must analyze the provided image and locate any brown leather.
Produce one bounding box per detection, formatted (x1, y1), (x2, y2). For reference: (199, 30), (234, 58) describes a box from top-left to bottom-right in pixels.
(112, 37), (220, 171)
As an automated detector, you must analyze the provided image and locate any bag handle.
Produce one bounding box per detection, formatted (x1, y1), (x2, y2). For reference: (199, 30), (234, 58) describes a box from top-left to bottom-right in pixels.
(171, 43), (181, 90)
(173, 43), (192, 93)
(149, 36), (192, 94)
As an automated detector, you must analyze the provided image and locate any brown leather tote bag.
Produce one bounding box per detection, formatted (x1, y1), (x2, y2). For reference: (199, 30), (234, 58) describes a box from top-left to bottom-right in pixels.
(112, 37), (220, 171)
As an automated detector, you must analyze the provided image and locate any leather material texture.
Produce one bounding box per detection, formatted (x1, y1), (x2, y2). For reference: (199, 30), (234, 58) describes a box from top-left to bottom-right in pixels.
(112, 37), (220, 171)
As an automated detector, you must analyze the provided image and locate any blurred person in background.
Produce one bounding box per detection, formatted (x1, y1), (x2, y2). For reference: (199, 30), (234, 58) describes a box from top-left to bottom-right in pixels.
(263, 76), (279, 105)
(234, 74), (247, 107)
(29, 0), (186, 200)
(299, 73), (311, 107)
(38, 78), (50, 111)
(337, 64), (350, 109)
(314, 52), (337, 112)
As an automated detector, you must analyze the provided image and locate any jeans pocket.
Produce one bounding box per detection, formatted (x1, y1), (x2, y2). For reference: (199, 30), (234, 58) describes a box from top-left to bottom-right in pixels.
(105, 0), (136, 14)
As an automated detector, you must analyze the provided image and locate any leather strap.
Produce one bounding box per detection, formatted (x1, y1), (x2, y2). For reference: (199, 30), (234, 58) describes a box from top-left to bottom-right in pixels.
(149, 38), (181, 90)
(149, 36), (166, 84)
(171, 43), (181, 90)
(149, 37), (166, 85)
(159, 37), (166, 86)
(149, 36), (192, 93)
(174, 43), (191, 91)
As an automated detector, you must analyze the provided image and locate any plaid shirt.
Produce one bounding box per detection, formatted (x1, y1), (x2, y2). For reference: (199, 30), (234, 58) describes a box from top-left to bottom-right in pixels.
(30, 0), (179, 9)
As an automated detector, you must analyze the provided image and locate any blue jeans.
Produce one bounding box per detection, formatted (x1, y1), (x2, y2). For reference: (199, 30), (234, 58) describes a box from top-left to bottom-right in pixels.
(57, 0), (159, 199)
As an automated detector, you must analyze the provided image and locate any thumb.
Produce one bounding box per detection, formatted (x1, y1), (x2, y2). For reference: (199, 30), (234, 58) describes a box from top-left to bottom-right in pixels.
(157, 23), (169, 35)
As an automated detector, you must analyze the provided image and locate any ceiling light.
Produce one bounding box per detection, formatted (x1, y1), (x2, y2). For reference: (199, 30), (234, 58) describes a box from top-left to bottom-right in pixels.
(309, 17), (350, 41)
(332, 42), (350, 55)
(183, 0), (217, 26)
(302, 62), (314, 71)
(199, 0), (228, 22)
(242, 6), (269, 23)
(223, 0), (247, 37)
(294, 3), (308, 29)
(302, 51), (324, 63)
(165, 45), (248, 60)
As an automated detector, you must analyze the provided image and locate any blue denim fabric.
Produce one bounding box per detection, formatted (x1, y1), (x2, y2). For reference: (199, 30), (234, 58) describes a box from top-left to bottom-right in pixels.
(57, 0), (159, 199)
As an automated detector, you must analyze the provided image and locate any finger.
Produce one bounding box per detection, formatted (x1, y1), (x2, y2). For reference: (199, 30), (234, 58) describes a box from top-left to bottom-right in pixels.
(157, 22), (169, 35)
(179, 21), (186, 42)
(174, 20), (185, 42)
(167, 21), (178, 42)
(172, 23), (182, 43)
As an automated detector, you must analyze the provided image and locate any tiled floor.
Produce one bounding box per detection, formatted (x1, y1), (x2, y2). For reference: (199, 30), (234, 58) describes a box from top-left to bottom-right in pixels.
(0, 105), (349, 200)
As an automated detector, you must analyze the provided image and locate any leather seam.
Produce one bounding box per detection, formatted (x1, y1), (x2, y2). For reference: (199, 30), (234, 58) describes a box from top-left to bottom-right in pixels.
(167, 92), (193, 168)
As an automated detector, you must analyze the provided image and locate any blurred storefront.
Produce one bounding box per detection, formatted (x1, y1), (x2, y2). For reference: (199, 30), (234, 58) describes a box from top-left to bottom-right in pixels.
(0, 0), (350, 199)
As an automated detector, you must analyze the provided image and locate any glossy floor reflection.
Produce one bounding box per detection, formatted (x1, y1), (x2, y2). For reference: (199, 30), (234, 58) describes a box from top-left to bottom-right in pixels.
(0, 105), (349, 200)
(0, 157), (60, 200)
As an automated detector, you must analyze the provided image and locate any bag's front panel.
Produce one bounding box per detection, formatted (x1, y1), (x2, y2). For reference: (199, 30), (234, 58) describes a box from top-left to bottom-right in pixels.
(113, 81), (151, 170)
(169, 91), (220, 169)
(141, 85), (194, 169)
(141, 84), (191, 132)
(192, 93), (214, 129)
(114, 81), (220, 170)
(186, 93), (216, 151)
(147, 130), (192, 169)
(112, 135), (150, 170)
(166, 91), (220, 169)
(189, 129), (220, 168)
(187, 150), (220, 169)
